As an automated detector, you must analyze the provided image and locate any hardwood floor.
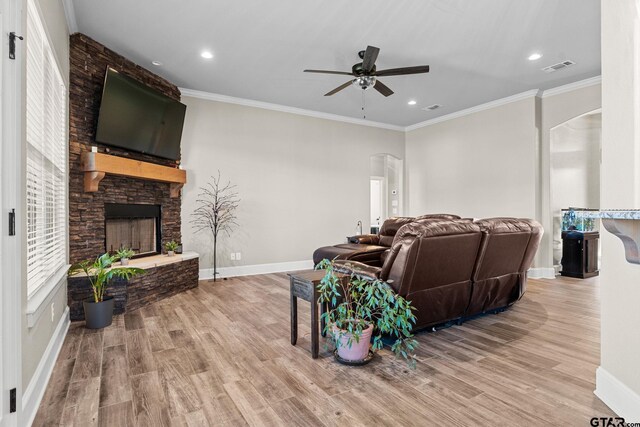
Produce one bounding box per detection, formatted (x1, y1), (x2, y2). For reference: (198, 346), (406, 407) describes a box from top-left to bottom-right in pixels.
(34, 273), (614, 426)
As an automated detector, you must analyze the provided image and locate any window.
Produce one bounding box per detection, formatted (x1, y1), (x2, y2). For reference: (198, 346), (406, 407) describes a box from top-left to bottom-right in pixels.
(25, 0), (67, 298)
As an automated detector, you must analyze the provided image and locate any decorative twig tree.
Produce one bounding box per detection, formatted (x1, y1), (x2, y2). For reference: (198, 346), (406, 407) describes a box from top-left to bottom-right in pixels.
(191, 171), (240, 281)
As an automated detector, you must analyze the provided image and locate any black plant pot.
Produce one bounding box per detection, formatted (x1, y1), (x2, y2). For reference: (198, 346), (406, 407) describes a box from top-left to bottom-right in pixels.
(83, 296), (114, 329)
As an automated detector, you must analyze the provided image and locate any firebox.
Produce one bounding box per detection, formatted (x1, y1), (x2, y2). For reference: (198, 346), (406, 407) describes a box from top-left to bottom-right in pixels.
(104, 203), (161, 257)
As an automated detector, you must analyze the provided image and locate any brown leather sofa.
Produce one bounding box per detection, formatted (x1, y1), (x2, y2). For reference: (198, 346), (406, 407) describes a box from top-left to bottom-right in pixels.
(320, 217), (543, 331)
(466, 218), (543, 316)
(312, 214), (461, 267)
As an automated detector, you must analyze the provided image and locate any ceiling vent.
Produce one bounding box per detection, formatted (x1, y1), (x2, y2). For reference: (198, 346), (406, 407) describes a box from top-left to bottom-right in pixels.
(542, 60), (575, 73)
(422, 104), (441, 111)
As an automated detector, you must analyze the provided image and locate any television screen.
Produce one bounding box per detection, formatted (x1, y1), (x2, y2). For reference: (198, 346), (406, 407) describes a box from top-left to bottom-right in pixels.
(95, 67), (186, 161)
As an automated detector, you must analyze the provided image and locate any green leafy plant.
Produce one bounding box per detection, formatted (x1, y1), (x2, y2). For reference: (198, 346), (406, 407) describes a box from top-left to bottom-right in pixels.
(165, 240), (179, 252)
(116, 247), (135, 260)
(69, 253), (145, 303)
(315, 258), (418, 365)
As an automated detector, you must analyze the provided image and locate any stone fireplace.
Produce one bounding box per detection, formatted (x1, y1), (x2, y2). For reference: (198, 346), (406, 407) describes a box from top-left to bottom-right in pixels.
(69, 34), (182, 264)
(67, 34), (199, 321)
(104, 203), (161, 256)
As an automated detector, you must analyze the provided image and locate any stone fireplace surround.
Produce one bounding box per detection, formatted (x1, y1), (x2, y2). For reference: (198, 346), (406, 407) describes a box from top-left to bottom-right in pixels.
(69, 33), (182, 263)
(68, 33), (198, 320)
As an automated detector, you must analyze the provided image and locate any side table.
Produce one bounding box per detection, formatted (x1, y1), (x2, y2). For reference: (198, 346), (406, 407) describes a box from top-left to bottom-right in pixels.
(289, 270), (340, 358)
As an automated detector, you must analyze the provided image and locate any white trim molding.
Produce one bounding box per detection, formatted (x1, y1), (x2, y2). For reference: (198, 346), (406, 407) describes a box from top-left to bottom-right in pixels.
(179, 88), (405, 132)
(595, 366), (640, 422)
(26, 265), (69, 328)
(405, 89), (541, 132)
(200, 260), (314, 280)
(22, 306), (70, 427)
(61, 0), (78, 33)
(181, 76), (602, 133)
(527, 267), (556, 279)
(540, 75), (602, 99)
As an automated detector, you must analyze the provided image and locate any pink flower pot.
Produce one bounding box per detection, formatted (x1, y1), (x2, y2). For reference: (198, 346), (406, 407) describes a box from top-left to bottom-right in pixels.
(332, 322), (374, 362)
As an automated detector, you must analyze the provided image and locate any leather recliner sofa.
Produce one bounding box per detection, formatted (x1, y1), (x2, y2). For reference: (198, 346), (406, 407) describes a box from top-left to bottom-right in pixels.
(319, 217), (543, 330)
(312, 214), (461, 267)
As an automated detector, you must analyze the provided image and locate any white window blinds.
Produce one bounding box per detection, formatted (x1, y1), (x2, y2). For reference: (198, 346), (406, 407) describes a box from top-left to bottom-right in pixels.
(26, 0), (68, 298)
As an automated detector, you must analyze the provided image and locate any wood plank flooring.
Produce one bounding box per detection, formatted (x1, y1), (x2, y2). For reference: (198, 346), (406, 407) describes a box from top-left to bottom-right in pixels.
(34, 273), (614, 426)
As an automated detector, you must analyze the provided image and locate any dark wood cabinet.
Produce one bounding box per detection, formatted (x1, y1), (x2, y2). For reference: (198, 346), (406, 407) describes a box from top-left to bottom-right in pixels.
(560, 231), (599, 278)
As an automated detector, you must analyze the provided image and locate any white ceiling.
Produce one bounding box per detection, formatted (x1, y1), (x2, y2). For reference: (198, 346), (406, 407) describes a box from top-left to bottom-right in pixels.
(69, 0), (601, 127)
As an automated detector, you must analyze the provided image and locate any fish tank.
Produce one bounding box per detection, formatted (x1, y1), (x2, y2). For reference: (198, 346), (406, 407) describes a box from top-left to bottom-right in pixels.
(561, 208), (599, 232)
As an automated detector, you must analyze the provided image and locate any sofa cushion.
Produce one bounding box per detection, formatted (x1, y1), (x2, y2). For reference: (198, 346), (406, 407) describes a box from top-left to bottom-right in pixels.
(312, 244), (388, 266)
(333, 260), (382, 281)
(378, 217), (414, 246)
(414, 213), (461, 221)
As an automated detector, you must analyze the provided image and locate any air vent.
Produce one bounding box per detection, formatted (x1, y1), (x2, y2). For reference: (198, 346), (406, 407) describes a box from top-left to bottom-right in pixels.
(422, 104), (442, 111)
(542, 60), (575, 73)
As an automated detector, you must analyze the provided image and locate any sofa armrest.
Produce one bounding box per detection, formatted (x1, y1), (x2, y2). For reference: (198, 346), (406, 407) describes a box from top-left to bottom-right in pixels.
(347, 234), (380, 245)
(333, 260), (382, 281)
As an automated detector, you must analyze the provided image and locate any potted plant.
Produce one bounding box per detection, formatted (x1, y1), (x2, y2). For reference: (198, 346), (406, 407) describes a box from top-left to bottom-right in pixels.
(116, 247), (135, 265)
(165, 240), (179, 256)
(69, 253), (144, 329)
(315, 259), (418, 365)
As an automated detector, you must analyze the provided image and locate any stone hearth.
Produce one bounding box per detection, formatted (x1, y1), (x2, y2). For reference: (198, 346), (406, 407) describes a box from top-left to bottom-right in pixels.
(68, 253), (199, 321)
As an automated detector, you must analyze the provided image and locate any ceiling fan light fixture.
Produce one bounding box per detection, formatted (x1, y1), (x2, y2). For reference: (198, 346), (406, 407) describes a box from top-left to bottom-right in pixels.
(408, 100), (417, 105)
(352, 76), (376, 91)
(528, 52), (543, 61)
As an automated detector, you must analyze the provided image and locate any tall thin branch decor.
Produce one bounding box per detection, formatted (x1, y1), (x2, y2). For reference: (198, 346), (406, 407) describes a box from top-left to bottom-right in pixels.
(191, 171), (240, 281)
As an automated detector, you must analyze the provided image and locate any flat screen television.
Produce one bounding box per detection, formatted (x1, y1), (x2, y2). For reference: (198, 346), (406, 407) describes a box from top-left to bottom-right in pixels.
(95, 67), (186, 161)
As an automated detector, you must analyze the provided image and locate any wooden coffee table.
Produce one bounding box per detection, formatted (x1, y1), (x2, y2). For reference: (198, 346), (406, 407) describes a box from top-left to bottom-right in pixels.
(289, 270), (344, 358)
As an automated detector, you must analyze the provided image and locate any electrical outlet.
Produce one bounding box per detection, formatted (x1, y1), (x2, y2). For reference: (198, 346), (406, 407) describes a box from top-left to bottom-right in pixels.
(51, 302), (55, 322)
(236, 252), (242, 261)
(230, 253), (236, 261)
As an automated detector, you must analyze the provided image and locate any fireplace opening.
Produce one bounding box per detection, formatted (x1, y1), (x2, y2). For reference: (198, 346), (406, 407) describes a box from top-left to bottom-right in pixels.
(105, 203), (161, 258)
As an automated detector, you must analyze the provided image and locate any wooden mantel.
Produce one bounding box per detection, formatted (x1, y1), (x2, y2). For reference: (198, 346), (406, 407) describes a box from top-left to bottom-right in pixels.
(81, 151), (187, 197)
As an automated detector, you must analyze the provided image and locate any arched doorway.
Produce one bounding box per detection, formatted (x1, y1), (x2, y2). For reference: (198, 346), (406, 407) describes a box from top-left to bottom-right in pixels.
(550, 110), (602, 271)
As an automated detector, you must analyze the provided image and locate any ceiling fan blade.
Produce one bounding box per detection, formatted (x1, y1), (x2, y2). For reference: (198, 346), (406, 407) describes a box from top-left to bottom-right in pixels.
(373, 80), (394, 97)
(304, 69), (353, 76)
(324, 80), (353, 96)
(373, 65), (430, 77)
(362, 46), (380, 72)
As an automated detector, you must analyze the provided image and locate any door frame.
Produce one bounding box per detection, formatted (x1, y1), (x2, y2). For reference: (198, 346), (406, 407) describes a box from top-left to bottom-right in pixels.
(370, 175), (387, 227)
(1, 0), (24, 425)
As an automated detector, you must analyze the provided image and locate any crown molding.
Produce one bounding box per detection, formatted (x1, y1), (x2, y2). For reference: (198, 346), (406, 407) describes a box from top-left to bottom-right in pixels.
(540, 75), (602, 98)
(405, 89), (541, 132)
(62, 0), (78, 34)
(181, 75), (602, 133)
(179, 88), (406, 132)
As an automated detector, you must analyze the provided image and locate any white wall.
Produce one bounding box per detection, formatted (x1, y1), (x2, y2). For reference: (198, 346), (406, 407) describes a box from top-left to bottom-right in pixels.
(595, 0), (640, 420)
(550, 113), (601, 265)
(180, 97), (405, 270)
(405, 97), (538, 220)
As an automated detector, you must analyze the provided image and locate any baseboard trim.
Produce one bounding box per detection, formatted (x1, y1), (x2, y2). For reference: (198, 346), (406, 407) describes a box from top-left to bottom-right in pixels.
(527, 267), (556, 279)
(22, 306), (70, 427)
(595, 366), (640, 422)
(200, 260), (314, 280)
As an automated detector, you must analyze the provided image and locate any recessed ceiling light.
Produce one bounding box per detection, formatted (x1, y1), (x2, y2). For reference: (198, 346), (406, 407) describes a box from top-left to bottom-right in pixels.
(201, 51), (214, 59)
(151, 60), (163, 66)
(408, 100), (417, 106)
(528, 53), (543, 61)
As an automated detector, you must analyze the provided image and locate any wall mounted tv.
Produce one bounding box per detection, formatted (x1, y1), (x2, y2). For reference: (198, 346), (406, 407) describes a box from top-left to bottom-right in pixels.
(95, 67), (186, 161)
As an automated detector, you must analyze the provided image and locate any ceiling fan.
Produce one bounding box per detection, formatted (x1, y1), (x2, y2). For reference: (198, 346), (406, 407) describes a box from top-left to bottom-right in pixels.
(304, 45), (430, 97)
